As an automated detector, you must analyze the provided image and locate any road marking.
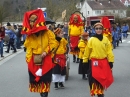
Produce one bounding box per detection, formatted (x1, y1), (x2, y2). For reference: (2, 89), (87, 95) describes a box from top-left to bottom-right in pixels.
(0, 50), (23, 66)
(127, 41), (130, 43)
(122, 40), (126, 42)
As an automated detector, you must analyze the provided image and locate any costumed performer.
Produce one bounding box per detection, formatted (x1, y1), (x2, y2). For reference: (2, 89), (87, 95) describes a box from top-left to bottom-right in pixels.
(78, 32), (89, 80)
(52, 28), (68, 90)
(68, 14), (84, 63)
(21, 9), (57, 97)
(83, 22), (114, 97)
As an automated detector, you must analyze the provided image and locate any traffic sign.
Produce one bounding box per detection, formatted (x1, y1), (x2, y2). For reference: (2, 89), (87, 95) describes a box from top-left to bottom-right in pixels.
(43, 12), (47, 17)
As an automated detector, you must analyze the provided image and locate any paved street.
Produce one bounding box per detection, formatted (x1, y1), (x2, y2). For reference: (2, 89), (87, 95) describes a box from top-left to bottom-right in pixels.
(0, 36), (130, 97)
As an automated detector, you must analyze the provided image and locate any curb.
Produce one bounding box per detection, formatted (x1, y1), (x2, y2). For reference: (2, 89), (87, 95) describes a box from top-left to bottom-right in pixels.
(0, 50), (24, 65)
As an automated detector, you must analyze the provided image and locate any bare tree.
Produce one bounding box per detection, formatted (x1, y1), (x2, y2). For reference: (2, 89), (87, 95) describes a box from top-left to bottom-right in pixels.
(0, 1), (12, 23)
(41, 0), (79, 22)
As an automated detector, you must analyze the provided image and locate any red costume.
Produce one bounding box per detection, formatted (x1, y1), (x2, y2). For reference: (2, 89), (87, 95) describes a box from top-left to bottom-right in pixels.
(22, 9), (56, 97)
(69, 14), (84, 62)
(100, 17), (112, 43)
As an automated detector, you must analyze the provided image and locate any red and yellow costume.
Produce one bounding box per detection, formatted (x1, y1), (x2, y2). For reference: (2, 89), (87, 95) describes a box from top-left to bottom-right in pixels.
(68, 14), (84, 55)
(78, 32), (89, 77)
(83, 23), (114, 96)
(101, 17), (113, 43)
(21, 9), (56, 93)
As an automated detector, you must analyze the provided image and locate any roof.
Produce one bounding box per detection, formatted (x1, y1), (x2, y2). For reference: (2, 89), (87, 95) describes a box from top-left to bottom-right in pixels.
(120, 0), (130, 4)
(87, 0), (127, 10)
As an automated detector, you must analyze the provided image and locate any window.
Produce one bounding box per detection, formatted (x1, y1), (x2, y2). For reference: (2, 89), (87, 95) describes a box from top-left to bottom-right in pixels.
(95, 10), (101, 14)
(88, 11), (89, 15)
(113, 10), (115, 13)
(119, 10), (123, 13)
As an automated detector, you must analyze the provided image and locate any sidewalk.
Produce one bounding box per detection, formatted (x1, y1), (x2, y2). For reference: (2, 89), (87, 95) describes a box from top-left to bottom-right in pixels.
(0, 46), (23, 61)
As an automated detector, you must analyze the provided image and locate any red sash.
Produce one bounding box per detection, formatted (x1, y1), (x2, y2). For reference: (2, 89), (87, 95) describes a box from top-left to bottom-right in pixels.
(91, 58), (114, 89)
(54, 54), (66, 68)
(70, 36), (80, 50)
(27, 55), (53, 82)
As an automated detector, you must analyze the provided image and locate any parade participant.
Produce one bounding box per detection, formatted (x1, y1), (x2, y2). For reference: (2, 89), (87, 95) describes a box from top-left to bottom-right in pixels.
(83, 22), (114, 97)
(0, 23), (5, 57)
(68, 14), (84, 63)
(100, 17), (112, 44)
(78, 32), (89, 80)
(52, 28), (68, 89)
(22, 9), (56, 97)
(122, 23), (129, 39)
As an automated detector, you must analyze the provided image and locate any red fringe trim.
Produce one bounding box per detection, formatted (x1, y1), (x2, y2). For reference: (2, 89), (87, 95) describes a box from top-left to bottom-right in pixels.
(69, 51), (79, 55)
(29, 82), (50, 93)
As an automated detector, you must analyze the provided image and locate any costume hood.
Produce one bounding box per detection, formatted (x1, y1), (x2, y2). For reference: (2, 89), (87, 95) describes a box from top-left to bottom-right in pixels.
(21, 9), (47, 35)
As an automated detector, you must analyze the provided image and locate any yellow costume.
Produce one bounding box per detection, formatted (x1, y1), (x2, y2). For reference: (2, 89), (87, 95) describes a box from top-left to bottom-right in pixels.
(24, 30), (56, 62)
(55, 38), (68, 54)
(83, 36), (114, 63)
(24, 30), (57, 93)
(69, 25), (83, 36)
(78, 39), (88, 59)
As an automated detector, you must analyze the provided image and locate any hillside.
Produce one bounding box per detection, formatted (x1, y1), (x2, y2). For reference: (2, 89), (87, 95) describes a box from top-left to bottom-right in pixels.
(0, 0), (80, 22)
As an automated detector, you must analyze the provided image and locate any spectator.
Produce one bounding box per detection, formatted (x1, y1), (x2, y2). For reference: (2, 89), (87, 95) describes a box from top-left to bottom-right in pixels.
(0, 23), (5, 57)
(5, 22), (17, 53)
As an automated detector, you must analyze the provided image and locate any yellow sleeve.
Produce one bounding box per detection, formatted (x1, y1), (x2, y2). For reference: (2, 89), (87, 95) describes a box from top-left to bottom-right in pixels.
(63, 38), (68, 52)
(44, 30), (57, 54)
(24, 36), (32, 62)
(68, 25), (71, 36)
(106, 39), (114, 62)
(83, 39), (92, 63)
(78, 40), (86, 52)
(80, 26), (84, 36)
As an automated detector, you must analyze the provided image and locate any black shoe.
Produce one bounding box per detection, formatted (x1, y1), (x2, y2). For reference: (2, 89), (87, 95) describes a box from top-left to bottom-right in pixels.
(40, 92), (48, 97)
(73, 55), (76, 63)
(54, 82), (58, 90)
(76, 58), (79, 63)
(82, 75), (88, 80)
(73, 60), (76, 63)
(59, 82), (65, 89)
(5, 51), (9, 53)
(98, 94), (104, 97)
(12, 51), (17, 53)
(1, 55), (4, 57)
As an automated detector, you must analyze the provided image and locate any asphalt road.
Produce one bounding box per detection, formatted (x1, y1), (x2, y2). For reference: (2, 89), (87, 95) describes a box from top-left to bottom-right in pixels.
(0, 37), (130, 97)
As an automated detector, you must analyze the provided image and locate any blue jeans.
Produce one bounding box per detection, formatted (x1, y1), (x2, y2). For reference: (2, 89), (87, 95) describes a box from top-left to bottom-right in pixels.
(16, 37), (21, 49)
(122, 31), (127, 38)
(112, 39), (117, 49)
(0, 40), (3, 56)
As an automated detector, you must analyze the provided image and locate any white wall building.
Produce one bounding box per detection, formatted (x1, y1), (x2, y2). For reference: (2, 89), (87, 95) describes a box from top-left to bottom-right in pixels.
(77, 0), (127, 18)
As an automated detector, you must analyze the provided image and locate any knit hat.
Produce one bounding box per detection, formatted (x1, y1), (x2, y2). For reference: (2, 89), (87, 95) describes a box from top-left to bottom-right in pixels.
(82, 32), (89, 37)
(7, 22), (11, 26)
(54, 28), (62, 35)
(93, 22), (103, 28)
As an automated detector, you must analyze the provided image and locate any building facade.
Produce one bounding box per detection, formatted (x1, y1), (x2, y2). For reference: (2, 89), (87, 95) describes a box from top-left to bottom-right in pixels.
(77, 0), (127, 18)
